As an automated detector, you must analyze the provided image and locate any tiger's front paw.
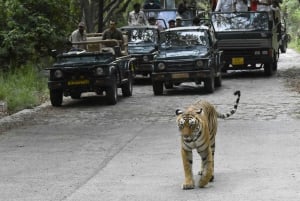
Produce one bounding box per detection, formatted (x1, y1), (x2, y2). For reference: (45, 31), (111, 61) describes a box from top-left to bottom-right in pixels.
(182, 182), (195, 190)
(199, 179), (209, 188)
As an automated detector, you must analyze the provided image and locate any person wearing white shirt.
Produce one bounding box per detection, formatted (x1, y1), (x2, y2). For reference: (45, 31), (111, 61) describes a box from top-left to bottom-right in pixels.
(128, 3), (149, 26)
(215, 0), (235, 12)
(69, 22), (87, 49)
(256, 0), (271, 12)
(233, 0), (249, 11)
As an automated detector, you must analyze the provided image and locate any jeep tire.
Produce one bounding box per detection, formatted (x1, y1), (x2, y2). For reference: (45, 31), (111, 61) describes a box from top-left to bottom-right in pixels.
(264, 63), (273, 76)
(280, 41), (287, 53)
(153, 81), (163, 95)
(214, 74), (222, 87)
(121, 75), (133, 97)
(164, 82), (173, 89)
(50, 89), (63, 107)
(204, 77), (215, 93)
(106, 77), (118, 105)
(70, 92), (81, 99)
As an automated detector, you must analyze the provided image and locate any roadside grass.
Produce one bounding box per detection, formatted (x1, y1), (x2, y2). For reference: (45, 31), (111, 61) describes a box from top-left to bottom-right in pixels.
(289, 41), (300, 52)
(0, 65), (48, 114)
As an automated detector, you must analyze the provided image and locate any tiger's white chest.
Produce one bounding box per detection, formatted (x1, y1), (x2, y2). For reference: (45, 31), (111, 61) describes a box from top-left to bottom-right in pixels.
(182, 126), (202, 151)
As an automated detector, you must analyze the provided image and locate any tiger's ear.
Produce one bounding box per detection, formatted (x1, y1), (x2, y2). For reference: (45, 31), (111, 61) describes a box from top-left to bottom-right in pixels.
(196, 108), (203, 114)
(175, 109), (183, 116)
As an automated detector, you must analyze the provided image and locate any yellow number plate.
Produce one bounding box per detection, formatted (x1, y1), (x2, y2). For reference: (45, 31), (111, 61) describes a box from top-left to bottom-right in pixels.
(67, 80), (90, 86)
(232, 57), (244, 65)
(172, 73), (189, 79)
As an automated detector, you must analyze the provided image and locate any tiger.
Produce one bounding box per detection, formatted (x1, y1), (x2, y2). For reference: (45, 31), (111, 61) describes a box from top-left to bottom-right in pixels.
(175, 90), (241, 189)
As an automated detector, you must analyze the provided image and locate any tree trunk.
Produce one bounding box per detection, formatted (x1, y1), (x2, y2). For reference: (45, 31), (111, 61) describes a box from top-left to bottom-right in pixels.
(98, 0), (104, 32)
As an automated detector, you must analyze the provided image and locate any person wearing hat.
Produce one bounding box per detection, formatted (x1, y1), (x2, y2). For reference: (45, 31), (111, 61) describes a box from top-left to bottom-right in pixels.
(69, 22), (87, 49)
(143, 0), (161, 9)
(168, 19), (176, 28)
(175, 16), (183, 27)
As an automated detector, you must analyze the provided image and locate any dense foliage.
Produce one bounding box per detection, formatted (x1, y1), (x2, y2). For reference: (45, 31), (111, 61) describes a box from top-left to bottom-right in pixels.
(282, 0), (300, 49)
(0, 0), (78, 69)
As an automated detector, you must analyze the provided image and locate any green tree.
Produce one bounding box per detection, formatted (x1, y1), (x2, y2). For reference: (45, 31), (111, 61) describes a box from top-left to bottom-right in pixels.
(282, 0), (300, 45)
(0, 0), (78, 69)
(79, 0), (133, 33)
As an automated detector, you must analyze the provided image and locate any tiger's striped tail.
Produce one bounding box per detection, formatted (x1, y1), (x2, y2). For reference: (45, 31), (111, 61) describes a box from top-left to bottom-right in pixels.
(217, 90), (241, 119)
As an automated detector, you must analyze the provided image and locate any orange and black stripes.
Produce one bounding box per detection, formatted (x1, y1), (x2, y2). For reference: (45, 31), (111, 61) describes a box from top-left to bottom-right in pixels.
(176, 90), (241, 189)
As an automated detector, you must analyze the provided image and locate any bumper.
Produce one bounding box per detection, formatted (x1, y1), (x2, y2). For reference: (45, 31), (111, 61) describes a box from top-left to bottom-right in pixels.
(222, 54), (274, 70)
(135, 63), (153, 74)
(48, 77), (114, 91)
(152, 70), (212, 82)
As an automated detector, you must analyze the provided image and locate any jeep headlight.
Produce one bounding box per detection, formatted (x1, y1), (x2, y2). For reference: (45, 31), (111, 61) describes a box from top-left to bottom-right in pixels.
(143, 55), (149, 62)
(95, 67), (104, 76)
(157, 62), (165, 70)
(54, 70), (63, 78)
(196, 60), (203, 67)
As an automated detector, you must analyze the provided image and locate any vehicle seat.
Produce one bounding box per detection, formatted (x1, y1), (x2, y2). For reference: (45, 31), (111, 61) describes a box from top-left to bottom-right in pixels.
(101, 47), (115, 55)
(113, 46), (122, 57)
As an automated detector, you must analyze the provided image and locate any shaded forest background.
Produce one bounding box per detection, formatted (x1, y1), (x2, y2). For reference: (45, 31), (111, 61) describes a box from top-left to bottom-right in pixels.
(0, 0), (299, 70)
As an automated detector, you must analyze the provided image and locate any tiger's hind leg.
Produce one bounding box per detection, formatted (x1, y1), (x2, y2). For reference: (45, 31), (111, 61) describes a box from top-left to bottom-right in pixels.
(198, 149), (214, 182)
(198, 147), (213, 188)
(210, 140), (216, 182)
(181, 148), (194, 190)
(210, 152), (214, 182)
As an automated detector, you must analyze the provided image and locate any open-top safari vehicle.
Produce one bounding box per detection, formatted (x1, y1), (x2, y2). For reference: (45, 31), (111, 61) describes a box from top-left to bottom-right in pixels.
(121, 25), (161, 78)
(46, 38), (135, 106)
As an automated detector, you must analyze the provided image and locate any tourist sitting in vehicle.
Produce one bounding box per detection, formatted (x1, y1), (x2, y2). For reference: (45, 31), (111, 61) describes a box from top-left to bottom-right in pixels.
(168, 19), (176, 28)
(143, 0), (161, 9)
(69, 22), (87, 49)
(102, 20), (124, 46)
(148, 17), (164, 30)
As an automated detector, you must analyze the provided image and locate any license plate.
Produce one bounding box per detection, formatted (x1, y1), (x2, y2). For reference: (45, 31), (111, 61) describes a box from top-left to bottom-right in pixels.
(232, 57), (244, 65)
(67, 80), (89, 86)
(172, 73), (189, 79)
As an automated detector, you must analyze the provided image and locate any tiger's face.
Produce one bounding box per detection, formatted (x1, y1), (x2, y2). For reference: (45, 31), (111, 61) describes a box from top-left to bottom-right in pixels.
(176, 109), (202, 141)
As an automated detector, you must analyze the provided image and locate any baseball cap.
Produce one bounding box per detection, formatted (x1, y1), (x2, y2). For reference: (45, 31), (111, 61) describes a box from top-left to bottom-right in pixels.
(78, 22), (85, 27)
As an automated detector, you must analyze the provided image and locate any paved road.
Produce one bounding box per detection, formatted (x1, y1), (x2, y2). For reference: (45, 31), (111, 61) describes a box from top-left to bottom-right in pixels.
(0, 49), (300, 201)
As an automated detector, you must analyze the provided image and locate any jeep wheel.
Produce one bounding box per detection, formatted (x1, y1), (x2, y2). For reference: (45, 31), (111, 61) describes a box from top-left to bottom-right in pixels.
(214, 74), (222, 87)
(204, 77), (215, 93)
(70, 92), (81, 99)
(106, 78), (118, 105)
(273, 61), (278, 72)
(50, 89), (63, 107)
(264, 63), (273, 76)
(153, 81), (163, 95)
(164, 82), (173, 89)
(121, 75), (133, 97)
(280, 42), (287, 53)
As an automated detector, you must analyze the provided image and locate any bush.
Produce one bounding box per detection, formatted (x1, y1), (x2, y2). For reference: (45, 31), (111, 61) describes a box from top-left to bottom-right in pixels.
(0, 65), (48, 113)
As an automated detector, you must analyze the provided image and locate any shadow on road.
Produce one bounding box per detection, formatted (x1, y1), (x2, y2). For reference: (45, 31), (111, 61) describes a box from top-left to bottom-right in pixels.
(133, 77), (152, 85)
(60, 94), (126, 108)
(165, 84), (221, 96)
(222, 70), (270, 79)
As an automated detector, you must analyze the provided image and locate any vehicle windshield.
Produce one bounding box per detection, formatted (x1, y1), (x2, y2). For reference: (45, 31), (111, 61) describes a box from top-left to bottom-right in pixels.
(211, 12), (270, 32)
(128, 29), (158, 44)
(57, 53), (113, 64)
(160, 30), (209, 49)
